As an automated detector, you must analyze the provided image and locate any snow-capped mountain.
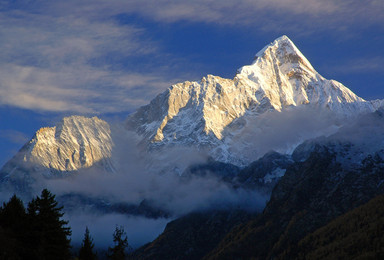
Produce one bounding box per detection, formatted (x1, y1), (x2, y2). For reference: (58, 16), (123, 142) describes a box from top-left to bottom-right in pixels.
(0, 116), (113, 190)
(126, 35), (375, 165)
(0, 35), (380, 185)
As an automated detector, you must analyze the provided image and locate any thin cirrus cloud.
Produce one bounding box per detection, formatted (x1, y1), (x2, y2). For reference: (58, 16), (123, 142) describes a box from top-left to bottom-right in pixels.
(0, 4), (181, 114)
(113, 0), (384, 30)
(0, 0), (382, 114)
(0, 129), (29, 145)
(328, 57), (384, 74)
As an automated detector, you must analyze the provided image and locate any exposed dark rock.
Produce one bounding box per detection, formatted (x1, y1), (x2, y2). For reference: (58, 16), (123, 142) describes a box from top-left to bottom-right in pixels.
(235, 151), (293, 194)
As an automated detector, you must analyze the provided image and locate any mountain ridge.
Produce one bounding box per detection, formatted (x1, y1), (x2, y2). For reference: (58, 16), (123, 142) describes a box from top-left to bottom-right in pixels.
(0, 116), (114, 192)
(126, 35), (376, 165)
(0, 35), (381, 188)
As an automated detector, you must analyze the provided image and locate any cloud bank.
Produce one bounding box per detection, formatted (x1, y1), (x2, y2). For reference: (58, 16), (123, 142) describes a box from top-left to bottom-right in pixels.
(0, 105), (354, 249)
(0, 8), (175, 113)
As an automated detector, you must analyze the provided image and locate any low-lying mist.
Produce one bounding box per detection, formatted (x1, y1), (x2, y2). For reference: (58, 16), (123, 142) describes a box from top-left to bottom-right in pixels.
(225, 106), (342, 164)
(0, 105), (354, 250)
(68, 212), (170, 249)
(33, 128), (264, 249)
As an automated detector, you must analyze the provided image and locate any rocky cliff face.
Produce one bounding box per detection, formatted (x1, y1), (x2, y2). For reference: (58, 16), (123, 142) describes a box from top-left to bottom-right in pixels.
(27, 116), (113, 172)
(126, 35), (375, 165)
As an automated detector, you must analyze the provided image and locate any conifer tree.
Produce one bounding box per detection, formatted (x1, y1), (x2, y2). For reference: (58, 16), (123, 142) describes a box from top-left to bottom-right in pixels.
(0, 194), (26, 229)
(25, 197), (41, 259)
(27, 189), (72, 260)
(79, 226), (97, 260)
(108, 226), (129, 260)
(0, 194), (27, 259)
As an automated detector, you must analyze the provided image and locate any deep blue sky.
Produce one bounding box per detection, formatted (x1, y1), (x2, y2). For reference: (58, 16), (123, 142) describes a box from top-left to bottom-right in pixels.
(0, 0), (383, 166)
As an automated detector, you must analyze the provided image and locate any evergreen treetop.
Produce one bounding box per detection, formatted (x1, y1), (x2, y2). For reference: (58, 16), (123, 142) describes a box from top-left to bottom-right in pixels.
(79, 226), (97, 260)
(27, 189), (72, 260)
(108, 226), (129, 260)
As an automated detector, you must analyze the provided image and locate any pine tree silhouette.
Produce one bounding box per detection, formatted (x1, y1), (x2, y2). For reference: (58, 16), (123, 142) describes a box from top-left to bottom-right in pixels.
(28, 189), (72, 260)
(0, 194), (28, 259)
(108, 226), (129, 260)
(79, 226), (97, 260)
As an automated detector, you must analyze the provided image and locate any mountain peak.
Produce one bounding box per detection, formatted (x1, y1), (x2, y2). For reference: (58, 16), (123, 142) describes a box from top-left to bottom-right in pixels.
(1, 116), (114, 177)
(255, 35), (293, 56)
(251, 35), (315, 73)
(126, 36), (374, 165)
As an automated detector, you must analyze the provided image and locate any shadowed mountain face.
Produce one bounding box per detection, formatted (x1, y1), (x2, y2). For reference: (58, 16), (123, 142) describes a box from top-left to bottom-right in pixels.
(181, 151), (293, 195)
(132, 111), (384, 259)
(293, 194), (384, 259)
(130, 147), (384, 259)
(131, 210), (255, 260)
(204, 112), (384, 260)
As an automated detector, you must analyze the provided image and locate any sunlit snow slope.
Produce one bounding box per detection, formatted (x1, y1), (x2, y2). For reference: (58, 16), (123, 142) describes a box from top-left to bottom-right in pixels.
(126, 35), (375, 165)
(0, 116), (113, 187)
(1, 35), (380, 184)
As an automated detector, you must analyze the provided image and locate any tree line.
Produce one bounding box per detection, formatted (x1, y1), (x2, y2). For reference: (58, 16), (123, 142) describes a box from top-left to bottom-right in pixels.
(0, 189), (130, 260)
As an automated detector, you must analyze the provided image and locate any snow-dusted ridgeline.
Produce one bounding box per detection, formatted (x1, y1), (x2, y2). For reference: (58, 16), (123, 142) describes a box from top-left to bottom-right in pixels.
(126, 35), (376, 165)
(1, 35), (382, 182)
(0, 116), (114, 181)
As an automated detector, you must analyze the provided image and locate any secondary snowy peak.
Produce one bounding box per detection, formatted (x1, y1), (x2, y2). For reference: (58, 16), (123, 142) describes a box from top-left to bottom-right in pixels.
(127, 35), (374, 150)
(127, 75), (249, 142)
(2, 116), (113, 174)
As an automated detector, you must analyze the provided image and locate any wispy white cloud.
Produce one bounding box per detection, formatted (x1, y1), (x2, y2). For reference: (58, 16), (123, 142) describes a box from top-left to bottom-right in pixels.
(0, 64), (175, 113)
(324, 57), (384, 75)
(105, 0), (384, 31)
(0, 3), (186, 113)
(0, 0), (381, 113)
(0, 129), (29, 145)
